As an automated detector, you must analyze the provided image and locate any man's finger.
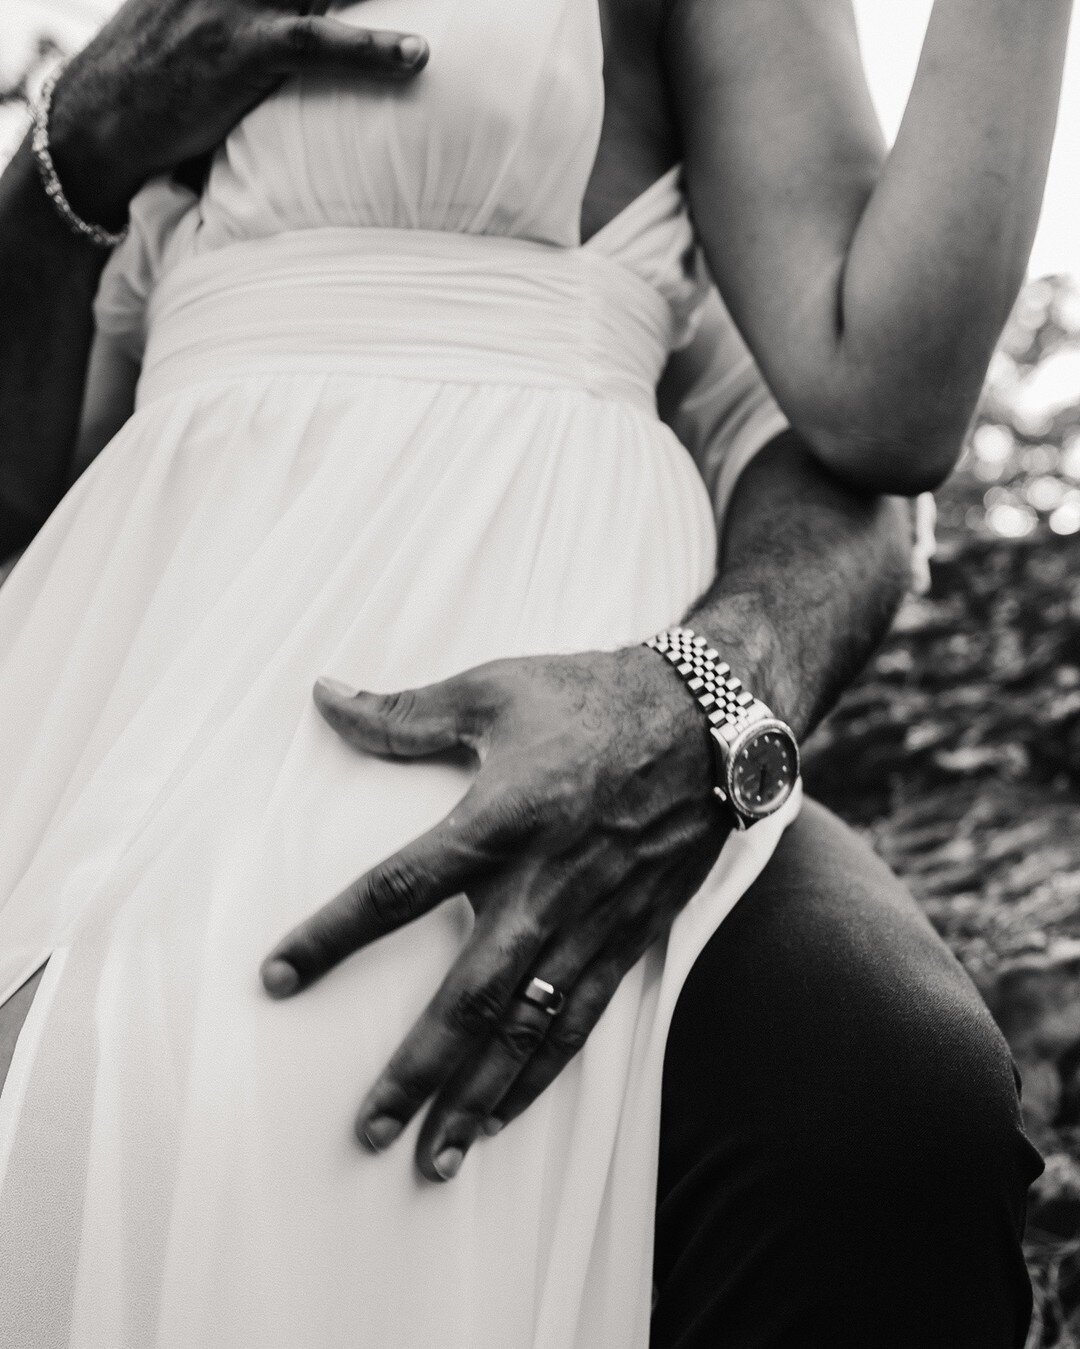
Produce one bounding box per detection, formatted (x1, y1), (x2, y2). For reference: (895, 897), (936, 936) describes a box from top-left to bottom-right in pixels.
(412, 971), (581, 1180)
(314, 676), (481, 759)
(412, 993), (554, 1180)
(412, 901), (629, 1177)
(353, 910), (547, 1169)
(261, 790), (497, 995)
(489, 949), (641, 1128)
(255, 16), (429, 80)
(491, 868), (701, 1127)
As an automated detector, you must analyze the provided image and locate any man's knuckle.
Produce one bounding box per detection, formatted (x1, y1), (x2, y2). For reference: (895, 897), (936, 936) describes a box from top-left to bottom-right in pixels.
(364, 859), (421, 927)
(549, 1019), (590, 1059)
(491, 788), (545, 844)
(379, 688), (417, 725)
(184, 13), (233, 61)
(597, 971), (628, 1014)
(498, 1017), (547, 1059)
(444, 982), (506, 1040)
(279, 16), (321, 60)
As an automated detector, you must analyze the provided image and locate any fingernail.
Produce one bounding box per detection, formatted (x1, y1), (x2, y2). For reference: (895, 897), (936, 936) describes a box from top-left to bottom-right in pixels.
(481, 1117), (504, 1137)
(360, 1116), (404, 1151)
(315, 677), (356, 700)
(397, 35), (427, 66)
(432, 1146), (464, 1180)
(261, 958), (299, 998)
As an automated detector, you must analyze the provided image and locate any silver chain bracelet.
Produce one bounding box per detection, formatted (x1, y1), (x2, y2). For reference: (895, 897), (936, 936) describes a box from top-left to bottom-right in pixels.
(29, 63), (128, 250)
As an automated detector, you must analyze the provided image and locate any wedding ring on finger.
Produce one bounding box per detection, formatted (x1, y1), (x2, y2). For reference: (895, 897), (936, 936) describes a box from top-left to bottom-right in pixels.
(517, 975), (566, 1018)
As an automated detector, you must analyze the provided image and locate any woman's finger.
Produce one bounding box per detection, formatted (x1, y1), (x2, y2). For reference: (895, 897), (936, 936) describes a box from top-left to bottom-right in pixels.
(254, 16), (429, 80)
(313, 674), (485, 759)
(260, 786), (501, 995)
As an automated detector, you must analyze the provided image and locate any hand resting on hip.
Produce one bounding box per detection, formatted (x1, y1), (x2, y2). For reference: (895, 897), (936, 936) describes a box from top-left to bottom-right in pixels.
(261, 648), (727, 1182)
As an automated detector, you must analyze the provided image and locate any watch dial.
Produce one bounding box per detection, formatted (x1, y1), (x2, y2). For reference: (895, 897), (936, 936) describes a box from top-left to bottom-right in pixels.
(730, 728), (797, 817)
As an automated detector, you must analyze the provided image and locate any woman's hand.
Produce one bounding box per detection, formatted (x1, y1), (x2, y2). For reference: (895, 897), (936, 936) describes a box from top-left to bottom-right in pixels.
(49, 0), (429, 230)
(261, 647), (728, 1181)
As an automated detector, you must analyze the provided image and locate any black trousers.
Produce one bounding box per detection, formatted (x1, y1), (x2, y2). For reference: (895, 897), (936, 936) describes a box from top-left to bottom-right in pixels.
(652, 799), (1044, 1348)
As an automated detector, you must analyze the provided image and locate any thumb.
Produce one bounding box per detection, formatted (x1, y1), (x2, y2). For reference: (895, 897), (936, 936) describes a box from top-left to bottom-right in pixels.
(314, 678), (472, 758)
(257, 16), (429, 81)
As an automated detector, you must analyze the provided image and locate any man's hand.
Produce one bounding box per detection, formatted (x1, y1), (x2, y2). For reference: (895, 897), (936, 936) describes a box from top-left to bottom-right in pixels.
(49, 0), (429, 230)
(0, 0), (428, 552)
(261, 647), (726, 1181)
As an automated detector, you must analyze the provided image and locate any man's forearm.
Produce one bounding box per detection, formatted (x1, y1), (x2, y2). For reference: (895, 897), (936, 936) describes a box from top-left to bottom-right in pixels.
(0, 136), (106, 556)
(685, 430), (913, 742)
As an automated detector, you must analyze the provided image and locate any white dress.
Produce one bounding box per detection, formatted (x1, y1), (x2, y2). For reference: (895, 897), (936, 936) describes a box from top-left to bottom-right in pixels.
(0, 0), (798, 1343)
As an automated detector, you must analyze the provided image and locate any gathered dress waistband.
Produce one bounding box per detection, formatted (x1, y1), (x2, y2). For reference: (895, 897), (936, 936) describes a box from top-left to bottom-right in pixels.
(138, 227), (678, 413)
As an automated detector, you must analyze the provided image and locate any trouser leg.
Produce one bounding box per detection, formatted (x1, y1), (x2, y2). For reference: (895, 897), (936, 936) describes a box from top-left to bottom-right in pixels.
(652, 799), (1043, 1348)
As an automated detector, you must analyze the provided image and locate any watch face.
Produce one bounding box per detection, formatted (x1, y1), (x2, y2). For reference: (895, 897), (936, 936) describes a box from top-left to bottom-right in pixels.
(730, 725), (798, 818)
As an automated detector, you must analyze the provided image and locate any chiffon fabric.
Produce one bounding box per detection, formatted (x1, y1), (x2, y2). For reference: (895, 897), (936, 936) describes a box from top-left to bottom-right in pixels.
(0, 0), (798, 1343)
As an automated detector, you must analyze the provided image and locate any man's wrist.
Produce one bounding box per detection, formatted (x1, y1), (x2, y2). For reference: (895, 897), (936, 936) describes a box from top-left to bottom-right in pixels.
(683, 597), (802, 739)
(46, 59), (143, 232)
(640, 623), (801, 826)
(615, 644), (718, 802)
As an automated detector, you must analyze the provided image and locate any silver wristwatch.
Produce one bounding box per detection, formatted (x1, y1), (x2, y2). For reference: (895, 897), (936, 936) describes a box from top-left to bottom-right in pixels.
(644, 626), (799, 830)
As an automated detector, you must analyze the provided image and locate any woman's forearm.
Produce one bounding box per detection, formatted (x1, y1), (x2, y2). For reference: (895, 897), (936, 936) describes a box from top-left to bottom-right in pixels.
(669, 0), (1073, 495)
(832, 0), (1073, 481)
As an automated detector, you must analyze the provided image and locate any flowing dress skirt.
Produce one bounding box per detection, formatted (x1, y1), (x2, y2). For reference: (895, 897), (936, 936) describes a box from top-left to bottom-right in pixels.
(0, 232), (798, 1347)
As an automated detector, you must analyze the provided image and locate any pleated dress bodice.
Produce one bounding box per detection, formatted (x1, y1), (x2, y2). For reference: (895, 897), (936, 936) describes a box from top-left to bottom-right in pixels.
(95, 0), (710, 389)
(204, 0), (602, 246)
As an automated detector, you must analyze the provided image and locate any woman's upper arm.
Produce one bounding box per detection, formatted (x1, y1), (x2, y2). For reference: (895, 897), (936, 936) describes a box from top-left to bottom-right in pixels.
(662, 0), (886, 423)
(70, 332), (140, 484)
(659, 288), (789, 536)
(0, 334), (136, 581)
(72, 173), (197, 485)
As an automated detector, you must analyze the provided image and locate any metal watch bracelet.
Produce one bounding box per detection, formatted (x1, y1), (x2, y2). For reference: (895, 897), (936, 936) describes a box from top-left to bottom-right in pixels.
(643, 625), (799, 825)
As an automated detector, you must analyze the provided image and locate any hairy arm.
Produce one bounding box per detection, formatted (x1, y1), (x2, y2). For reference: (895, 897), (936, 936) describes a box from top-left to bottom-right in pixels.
(664, 0), (1073, 494)
(657, 287), (913, 739)
(684, 429), (912, 742)
(262, 362), (915, 1176)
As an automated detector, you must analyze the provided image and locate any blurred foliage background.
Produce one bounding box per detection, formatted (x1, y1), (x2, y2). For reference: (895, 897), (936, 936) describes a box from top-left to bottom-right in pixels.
(804, 274), (1080, 1348)
(4, 19), (1080, 1349)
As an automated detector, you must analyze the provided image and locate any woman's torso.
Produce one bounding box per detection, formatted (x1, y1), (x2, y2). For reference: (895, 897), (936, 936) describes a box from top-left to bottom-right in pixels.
(0, 0), (696, 1094)
(155, 0), (680, 258)
(0, 5), (773, 1342)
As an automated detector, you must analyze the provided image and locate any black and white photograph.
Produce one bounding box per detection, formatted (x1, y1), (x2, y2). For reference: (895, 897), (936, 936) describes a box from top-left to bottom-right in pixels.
(0, 0), (1078, 1343)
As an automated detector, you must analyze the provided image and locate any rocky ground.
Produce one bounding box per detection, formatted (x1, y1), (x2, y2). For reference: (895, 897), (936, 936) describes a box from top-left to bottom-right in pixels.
(804, 277), (1080, 1347)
